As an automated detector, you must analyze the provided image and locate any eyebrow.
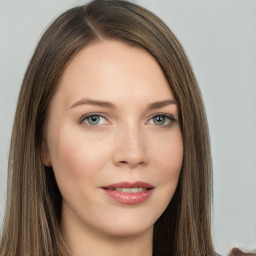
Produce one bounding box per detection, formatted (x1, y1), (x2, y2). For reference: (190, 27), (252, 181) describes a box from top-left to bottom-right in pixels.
(70, 98), (177, 110)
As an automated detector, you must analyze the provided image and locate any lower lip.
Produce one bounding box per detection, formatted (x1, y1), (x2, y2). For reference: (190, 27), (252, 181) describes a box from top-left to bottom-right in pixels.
(103, 189), (153, 205)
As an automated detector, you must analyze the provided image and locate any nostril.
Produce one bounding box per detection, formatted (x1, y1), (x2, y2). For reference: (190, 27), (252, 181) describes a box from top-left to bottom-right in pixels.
(112, 145), (148, 168)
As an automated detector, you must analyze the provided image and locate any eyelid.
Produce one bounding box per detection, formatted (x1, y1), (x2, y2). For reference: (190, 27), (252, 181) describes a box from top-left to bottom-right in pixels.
(78, 112), (178, 128)
(146, 113), (177, 127)
(79, 113), (110, 126)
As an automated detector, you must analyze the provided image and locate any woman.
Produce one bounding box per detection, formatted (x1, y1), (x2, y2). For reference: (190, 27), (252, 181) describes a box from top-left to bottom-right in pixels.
(0, 1), (254, 255)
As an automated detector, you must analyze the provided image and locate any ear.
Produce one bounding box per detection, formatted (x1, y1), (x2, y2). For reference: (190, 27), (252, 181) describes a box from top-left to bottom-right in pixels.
(41, 139), (52, 167)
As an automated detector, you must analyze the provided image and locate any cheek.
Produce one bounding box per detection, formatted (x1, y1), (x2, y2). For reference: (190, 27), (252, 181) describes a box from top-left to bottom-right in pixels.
(153, 132), (183, 180)
(151, 131), (183, 206)
(48, 127), (110, 189)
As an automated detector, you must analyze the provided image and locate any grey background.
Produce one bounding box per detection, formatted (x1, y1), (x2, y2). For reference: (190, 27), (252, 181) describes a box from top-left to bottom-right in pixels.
(0, 1), (255, 255)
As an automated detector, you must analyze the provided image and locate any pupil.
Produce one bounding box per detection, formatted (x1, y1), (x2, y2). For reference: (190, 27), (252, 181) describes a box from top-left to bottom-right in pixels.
(154, 115), (165, 125)
(89, 115), (99, 124)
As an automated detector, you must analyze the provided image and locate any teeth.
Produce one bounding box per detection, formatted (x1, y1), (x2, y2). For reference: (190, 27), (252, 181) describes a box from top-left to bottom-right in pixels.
(111, 188), (147, 193)
(131, 188), (138, 193)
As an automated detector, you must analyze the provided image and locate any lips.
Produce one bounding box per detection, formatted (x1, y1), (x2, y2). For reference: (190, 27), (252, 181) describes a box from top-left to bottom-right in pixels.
(102, 181), (154, 205)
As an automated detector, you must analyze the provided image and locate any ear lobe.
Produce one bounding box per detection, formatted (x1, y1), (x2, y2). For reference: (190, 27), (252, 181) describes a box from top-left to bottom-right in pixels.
(41, 140), (52, 167)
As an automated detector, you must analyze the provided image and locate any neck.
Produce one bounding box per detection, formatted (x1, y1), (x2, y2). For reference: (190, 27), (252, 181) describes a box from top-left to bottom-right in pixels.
(61, 212), (153, 256)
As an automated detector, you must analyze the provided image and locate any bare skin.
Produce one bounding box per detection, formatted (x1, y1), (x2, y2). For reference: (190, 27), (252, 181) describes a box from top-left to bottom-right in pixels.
(41, 39), (255, 256)
(43, 40), (183, 256)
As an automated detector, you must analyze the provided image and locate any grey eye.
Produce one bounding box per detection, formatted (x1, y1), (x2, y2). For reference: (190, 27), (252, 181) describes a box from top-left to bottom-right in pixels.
(152, 115), (167, 125)
(86, 115), (101, 125)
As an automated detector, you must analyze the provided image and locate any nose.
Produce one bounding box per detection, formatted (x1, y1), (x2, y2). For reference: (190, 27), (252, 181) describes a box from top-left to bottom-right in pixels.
(112, 124), (149, 169)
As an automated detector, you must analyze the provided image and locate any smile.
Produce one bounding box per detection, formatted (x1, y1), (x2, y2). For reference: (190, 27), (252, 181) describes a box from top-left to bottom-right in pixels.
(102, 181), (154, 205)
(106, 187), (148, 193)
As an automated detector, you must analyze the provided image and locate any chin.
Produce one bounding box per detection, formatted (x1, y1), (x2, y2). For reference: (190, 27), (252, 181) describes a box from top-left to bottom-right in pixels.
(96, 211), (156, 238)
(102, 222), (153, 238)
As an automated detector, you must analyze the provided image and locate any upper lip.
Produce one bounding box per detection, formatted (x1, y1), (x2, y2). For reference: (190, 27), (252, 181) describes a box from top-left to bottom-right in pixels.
(103, 181), (154, 189)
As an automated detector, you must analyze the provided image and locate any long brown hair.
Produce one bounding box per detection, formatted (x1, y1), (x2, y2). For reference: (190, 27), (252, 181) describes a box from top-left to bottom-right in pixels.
(0, 0), (215, 255)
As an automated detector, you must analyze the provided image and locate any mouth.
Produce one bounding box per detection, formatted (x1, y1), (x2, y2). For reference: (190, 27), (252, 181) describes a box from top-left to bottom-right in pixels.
(102, 181), (154, 191)
(104, 187), (150, 193)
(102, 181), (154, 205)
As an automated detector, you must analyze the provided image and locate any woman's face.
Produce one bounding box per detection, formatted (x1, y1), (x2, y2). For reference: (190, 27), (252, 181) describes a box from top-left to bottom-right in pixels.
(43, 40), (183, 238)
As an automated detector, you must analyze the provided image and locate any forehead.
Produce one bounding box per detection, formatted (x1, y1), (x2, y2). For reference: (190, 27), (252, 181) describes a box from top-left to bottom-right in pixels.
(55, 40), (174, 108)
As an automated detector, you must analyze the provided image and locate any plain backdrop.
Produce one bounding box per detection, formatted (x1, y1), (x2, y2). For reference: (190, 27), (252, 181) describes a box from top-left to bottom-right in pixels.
(0, 1), (255, 255)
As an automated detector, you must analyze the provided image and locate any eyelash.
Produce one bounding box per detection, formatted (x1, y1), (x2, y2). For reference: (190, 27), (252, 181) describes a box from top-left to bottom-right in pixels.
(79, 113), (177, 129)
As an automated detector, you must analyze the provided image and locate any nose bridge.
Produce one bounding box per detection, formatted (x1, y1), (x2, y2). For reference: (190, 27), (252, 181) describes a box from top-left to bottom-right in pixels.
(112, 120), (148, 168)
